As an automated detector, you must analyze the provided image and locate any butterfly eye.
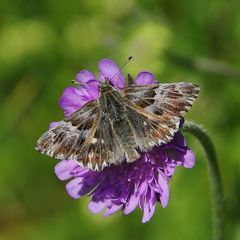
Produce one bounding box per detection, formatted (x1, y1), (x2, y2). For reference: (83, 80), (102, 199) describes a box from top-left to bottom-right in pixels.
(101, 80), (114, 89)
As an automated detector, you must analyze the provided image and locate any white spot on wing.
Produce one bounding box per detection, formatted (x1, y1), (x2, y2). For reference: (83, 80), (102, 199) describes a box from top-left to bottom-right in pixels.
(91, 138), (98, 144)
(87, 162), (93, 169)
(102, 161), (108, 168)
(94, 164), (99, 171)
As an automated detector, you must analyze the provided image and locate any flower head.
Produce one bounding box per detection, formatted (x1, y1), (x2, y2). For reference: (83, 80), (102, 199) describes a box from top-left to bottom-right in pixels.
(52, 59), (195, 223)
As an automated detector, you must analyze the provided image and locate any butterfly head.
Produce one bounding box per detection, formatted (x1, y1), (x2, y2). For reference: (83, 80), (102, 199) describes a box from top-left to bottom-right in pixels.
(100, 80), (114, 93)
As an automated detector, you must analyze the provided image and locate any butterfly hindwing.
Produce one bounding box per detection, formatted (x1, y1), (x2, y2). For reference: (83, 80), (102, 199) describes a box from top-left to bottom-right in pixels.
(36, 100), (127, 170)
(36, 101), (99, 160)
(79, 116), (127, 170)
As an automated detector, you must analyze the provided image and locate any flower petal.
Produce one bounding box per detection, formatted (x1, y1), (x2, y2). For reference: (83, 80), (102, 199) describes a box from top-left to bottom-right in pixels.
(49, 121), (60, 129)
(163, 164), (176, 177)
(124, 194), (139, 214)
(70, 166), (92, 178)
(173, 132), (187, 147)
(135, 72), (157, 85)
(88, 201), (105, 213)
(83, 79), (100, 99)
(76, 70), (96, 84)
(98, 59), (125, 89)
(104, 204), (123, 216)
(54, 160), (79, 181)
(157, 170), (169, 208)
(183, 149), (195, 168)
(59, 86), (88, 116)
(142, 189), (156, 223)
(66, 177), (97, 199)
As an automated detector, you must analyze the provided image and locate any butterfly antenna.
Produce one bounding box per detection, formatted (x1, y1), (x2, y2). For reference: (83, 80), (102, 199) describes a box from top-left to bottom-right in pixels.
(120, 56), (133, 72)
(109, 56), (133, 85)
(71, 80), (84, 87)
(71, 80), (78, 84)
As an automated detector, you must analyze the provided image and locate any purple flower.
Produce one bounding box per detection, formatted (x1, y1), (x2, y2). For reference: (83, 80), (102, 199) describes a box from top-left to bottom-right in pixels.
(53, 59), (195, 223)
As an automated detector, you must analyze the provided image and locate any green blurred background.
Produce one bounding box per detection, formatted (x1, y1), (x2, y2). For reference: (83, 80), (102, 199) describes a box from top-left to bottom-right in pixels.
(1, 0), (240, 239)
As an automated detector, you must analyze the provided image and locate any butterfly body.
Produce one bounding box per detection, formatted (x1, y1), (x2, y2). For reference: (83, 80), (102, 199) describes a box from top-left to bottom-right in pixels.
(99, 81), (140, 162)
(36, 81), (199, 170)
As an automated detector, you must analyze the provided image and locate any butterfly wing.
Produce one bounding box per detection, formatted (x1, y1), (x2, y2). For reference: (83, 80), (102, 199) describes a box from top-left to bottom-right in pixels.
(36, 101), (100, 162)
(36, 82), (199, 171)
(35, 100), (126, 170)
(78, 115), (127, 170)
(122, 82), (199, 151)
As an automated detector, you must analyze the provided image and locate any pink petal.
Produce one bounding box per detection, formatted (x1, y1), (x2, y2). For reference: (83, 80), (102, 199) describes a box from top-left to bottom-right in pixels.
(141, 189), (156, 223)
(142, 203), (150, 223)
(88, 201), (105, 213)
(124, 194), (139, 215)
(138, 182), (148, 210)
(83, 80), (100, 99)
(138, 181), (148, 196)
(54, 160), (79, 181)
(104, 204), (123, 216)
(76, 70), (96, 84)
(163, 164), (176, 177)
(148, 190), (157, 219)
(59, 86), (88, 116)
(183, 149), (195, 168)
(135, 72), (157, 85)
(70, 167), (92, 178)
(98, 59), (125, 89)
(49, 121), (60, 129)
(173, 132), (187, 147)
(157, 170), (169, 208)
(66, 177), (90, 199)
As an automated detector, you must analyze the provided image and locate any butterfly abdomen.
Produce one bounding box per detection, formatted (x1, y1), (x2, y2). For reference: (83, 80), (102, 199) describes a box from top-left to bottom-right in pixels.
(112, 118), (140, 162)
(99, 84), (141, 162)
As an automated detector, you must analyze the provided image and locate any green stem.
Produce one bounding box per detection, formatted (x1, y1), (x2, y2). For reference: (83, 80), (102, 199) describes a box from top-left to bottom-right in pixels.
(182, 121), (225, 240)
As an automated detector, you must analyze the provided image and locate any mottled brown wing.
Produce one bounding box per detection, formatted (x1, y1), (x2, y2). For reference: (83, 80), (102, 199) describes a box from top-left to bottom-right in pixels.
(122, 82), (199, 151)
(36, 82), (199, 171)
(35, 101), (100, 162)
(78, 115), (127, 170)
(35, 100), (126, 171)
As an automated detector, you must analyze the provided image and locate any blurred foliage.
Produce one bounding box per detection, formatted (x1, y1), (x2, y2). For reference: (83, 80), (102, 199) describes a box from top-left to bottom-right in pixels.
(0, 0), (240, 239)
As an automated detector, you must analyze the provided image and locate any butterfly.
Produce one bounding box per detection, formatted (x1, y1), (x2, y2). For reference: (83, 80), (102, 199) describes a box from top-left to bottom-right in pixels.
(35, 80), (199, 171)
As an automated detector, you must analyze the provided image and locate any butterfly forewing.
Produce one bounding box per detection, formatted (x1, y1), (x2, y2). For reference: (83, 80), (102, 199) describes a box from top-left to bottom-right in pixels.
(123, 82), (199, 119)
(122, 82), (199, 153)
(36, 81), (199, 171)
